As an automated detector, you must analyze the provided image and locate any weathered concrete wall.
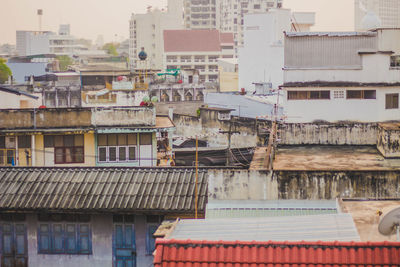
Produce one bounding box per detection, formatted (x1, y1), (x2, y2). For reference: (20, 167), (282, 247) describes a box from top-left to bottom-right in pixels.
(91, 107), (155, 126)
(155, 101), (203, 116)
(208, 170), (400, 200)
(27, 214), (113, 267)
(377, 126), (400, 158)
(173, 112), (269, 148)
(279, 123), (378, 145)
(0, 107), (155, 130)
(208, 170), (279, 200)
(0, 109), (33, 128)
(26, 213), (155, 267)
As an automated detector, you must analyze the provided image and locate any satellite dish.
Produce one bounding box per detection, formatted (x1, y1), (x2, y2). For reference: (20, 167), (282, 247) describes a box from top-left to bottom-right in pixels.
(378, 207), (400, 239)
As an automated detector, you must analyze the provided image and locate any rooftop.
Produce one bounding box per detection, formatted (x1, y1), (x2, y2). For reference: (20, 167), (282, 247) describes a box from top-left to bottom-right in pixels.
(154, 239), (400, 267)
(164, 30), (233, 53)
(166, 214), (360, 242)
(273, 145), (400, 171)
(0, 167), (208, 213)
(285, 31), (377, 37)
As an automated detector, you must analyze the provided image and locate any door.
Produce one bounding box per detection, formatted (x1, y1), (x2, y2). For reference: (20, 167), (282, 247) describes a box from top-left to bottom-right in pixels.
(113, 216), (136, 267)
(1, 223), (27, 267)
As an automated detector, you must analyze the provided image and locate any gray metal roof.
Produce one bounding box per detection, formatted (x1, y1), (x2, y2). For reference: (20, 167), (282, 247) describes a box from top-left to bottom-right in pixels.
(206, 200), (338, 218)
(0, 167), (208, 213)
(168, 214), (360, 242)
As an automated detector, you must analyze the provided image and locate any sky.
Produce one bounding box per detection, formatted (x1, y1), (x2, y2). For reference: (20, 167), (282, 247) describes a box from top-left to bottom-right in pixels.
(0, 0), (354, 45)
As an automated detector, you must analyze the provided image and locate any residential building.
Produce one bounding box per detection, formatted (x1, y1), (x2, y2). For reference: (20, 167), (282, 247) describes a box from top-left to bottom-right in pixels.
(129, 0), (184, 70)
(16, 25), (82, 57)
(184, 0), (217, 29)
(218, 0), (283, 55)
(0, 107), (174, 167)
(6, 55), (54, 83)
(0, 167), (208, 267)
(154, 239), (400, 266)
(355, 0), (400, 30)
(282, 29), (400, 123)
(163, 29), (234, 83)
(16, 31), (51, 56)
(239, 9), (315, 92)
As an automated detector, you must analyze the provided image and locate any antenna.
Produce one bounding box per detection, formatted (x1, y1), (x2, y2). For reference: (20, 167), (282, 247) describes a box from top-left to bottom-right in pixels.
(37, 9), (43, 31)
(378, 207), (400, 241)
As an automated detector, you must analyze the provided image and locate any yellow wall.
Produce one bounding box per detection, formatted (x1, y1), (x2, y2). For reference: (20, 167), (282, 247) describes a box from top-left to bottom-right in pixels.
(35, 135), (45, 166)
(219, 70), (239, 92)
(17, 148), (31, 166)
(83, 133), (96, 166)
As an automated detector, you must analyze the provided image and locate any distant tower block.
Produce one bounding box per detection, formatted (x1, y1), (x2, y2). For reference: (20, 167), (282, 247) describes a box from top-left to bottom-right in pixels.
(37, 9), (43, 31)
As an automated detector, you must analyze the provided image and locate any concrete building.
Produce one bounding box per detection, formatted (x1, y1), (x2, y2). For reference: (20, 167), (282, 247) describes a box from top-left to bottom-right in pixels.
(184, 0), (217, 29)
(163, 29), (234, 83)
(218, 58), (238, 92)
(0, 86), (41, 109)
(355, 0), (400, 30)
(16, 25), (83, 57)
(239, 9), (315, 93)
(16, 31), (51, 56)
(0, 107), (174, 167)
(217, 0), (283, 55)
(282, 29), (400, 123)
(0, 167), (207, 267)
(129, 0), (184, 70)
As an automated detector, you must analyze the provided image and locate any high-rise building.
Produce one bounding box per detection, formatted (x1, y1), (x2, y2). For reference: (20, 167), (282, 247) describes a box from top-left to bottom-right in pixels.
(355, 0), (400, 30)
(184, 0), (217, 29)
(218, 0), (283, 55)
(129, 0), (184, 70)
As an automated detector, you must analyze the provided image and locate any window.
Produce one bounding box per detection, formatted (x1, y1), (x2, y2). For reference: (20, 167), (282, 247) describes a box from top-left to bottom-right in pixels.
(145, 215), (162, 255)
(18, 136), (31, 149)
(140, 133), (152, 145)
(37, 214), (91, 255)
(386, 93), (399, 109)
(44, 135), (84, 164)
(390, 55), (400, 67)
(97, 134), (137, 163)
(346, 90), (376, 99)
(287, 91), (330, 100)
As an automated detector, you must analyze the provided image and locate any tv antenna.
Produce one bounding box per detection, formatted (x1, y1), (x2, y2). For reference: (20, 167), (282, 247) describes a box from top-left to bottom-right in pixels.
(378, 207), (400, 241)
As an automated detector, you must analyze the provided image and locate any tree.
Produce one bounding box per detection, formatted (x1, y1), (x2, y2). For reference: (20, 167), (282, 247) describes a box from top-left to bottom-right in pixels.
(0, 58), (12, 84)
(102, 43), (119, 56)
(57, 55), (73, 71)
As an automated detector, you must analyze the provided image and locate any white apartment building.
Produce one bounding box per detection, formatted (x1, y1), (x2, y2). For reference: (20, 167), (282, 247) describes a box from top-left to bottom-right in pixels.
(184, 0), (217, 29)
(16, 25), (82, 57)
(16, 31), (51, 56)
(218, 0), (283, 55)
(282, 29), (400, 123)
(355, 0), (400, 30)
(163, 29), (234, 83)
(239, 9), (315, 92)
(129, 0), (184, 70)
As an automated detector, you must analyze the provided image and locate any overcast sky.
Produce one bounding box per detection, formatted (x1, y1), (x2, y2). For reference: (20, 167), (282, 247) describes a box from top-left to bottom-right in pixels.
(0, 0), (354, 45)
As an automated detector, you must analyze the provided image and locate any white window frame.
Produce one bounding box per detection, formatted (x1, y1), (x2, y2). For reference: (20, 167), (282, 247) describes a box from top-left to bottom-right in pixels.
(98, 146), (137, 163)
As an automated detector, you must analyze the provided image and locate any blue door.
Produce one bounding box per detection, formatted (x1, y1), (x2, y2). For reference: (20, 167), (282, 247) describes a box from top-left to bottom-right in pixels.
(2, 223), (27, 267)
(113, 216), (136, 267)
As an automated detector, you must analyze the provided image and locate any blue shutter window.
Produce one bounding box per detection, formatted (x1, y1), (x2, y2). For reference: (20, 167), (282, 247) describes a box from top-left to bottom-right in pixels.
(78, 224), (91, 254)
(52, 224), (64, 253)
(146, 224), (158, 255)
(38, 224), (51, 253)
(65, 224), (77, 253)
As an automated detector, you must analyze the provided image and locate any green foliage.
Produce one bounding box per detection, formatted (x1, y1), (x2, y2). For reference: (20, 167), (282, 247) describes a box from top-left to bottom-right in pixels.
(102, 43), (119, 56)
(57, 55), (73, 71)
(0, 58), (12, 84)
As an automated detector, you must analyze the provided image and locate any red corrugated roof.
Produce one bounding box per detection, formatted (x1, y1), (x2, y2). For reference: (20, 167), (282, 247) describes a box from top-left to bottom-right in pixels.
(164, 29), (222, 52)
(154, 239), (400, 266)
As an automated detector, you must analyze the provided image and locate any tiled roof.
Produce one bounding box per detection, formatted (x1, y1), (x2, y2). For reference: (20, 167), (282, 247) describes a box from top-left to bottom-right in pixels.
(166, 214), (360, 242)
(164, 30), (222, 52)
(0, 167), (208, 213)
(154, 239), (400, 267)
(219, 32), (234, 44)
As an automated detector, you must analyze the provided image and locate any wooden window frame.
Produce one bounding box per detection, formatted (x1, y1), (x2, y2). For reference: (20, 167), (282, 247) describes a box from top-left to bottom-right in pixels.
(386, 93), (399, 109)
(97, 146), (137, 163)
(346, 90), (376, 100)
(287, 90), (331, 100)
(54, 146), (84, 164)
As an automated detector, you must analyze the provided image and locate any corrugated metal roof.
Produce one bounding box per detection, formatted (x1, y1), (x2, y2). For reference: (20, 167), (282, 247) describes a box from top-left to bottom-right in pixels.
(206, 200), (338, 218)
(167, 214), (360, 242)
(0, 167), (208, 213)
(154, 239), (400, 267)
(286, 31), (377, 37)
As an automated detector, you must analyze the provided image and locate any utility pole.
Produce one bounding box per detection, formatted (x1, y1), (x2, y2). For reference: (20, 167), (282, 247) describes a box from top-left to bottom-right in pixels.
(219, 120), (240, 166)
(195, 136), (198, 219)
